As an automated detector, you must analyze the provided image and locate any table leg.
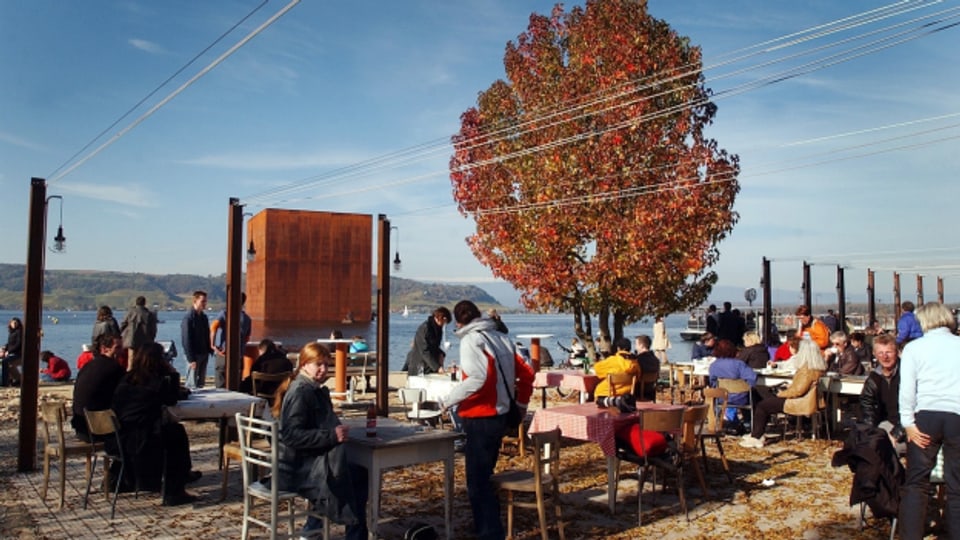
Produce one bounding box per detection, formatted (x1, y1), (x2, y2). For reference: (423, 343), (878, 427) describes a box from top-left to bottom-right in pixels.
(444, 453), (454, 540)
(606, 456), (618, 513)
(218, 418), (227, 470)
(540, 387), (547, 409)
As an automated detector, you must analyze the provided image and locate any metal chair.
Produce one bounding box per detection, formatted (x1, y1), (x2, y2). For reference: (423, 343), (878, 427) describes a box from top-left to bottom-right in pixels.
(236, 412), (328, 540)
(397, 387), (445, 428)
(698, 387), (733, 483)
(82, 408), (130, 520)
(221, 402), (268, 501)
(613, 407), (687, 526)
(491, 428), (565, 540)
(39, 400), (100, 509)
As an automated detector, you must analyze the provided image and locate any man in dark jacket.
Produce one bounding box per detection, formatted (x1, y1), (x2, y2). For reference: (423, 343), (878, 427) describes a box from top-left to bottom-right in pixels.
(72, 333), (125, 440)
(181, 290), (212, 388)
(403, 307), (451, 375)
(859, 333), (904, 450)
(121, 295), (158, 361)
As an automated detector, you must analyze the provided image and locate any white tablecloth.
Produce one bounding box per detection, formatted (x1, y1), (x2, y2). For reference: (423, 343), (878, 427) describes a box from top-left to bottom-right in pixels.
(168, 388), (264, 421)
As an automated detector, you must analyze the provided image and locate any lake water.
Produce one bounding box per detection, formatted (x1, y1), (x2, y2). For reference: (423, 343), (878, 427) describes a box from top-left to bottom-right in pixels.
(1, 309), (696, 378)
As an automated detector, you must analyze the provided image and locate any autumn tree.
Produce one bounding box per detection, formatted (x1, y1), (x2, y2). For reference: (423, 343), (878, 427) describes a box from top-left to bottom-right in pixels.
(449, 0), (740, 355)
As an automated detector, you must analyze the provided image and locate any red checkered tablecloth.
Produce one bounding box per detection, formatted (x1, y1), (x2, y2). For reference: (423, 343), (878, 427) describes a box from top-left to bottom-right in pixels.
(534, 370), (600, 393)
(529, 402), (684, 456)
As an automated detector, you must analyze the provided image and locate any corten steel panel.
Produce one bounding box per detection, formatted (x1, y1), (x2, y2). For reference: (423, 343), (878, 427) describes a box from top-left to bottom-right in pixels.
(246, 209), (372, 330)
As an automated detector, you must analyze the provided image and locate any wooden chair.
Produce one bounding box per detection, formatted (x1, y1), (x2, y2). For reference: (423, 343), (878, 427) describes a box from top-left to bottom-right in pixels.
(251, 371), (291, 401)
(612, 407), (686, 526)
(699, 387), (733, 483)
(682, 404), (710, 500)
(83, 408), (130, 520)
(398, 387), (445, 428)
(39, 400), (100, 509)
(716, 378), (753, 428)
(236, 412), (328, 540)
(638, 370), (660, 402)
(781, 378), (831, 441)
(491, 428), (565, 540)
(605, 372), (637, 398)
(502, 418), (528, 457)
(221, 402), (268, 501)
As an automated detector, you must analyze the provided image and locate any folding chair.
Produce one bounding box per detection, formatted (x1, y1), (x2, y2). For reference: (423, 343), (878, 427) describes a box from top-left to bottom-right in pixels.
(236, 412), (328, 540)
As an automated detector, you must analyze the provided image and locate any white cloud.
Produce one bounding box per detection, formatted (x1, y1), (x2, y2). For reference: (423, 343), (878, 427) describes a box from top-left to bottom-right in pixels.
(57, 182), (157, 208)
(177, 149), (376, 171)
(129, 38), (164, 54)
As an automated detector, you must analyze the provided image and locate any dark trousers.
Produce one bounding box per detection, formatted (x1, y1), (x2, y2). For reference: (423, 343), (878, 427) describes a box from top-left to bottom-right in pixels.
(751, 396), (786, 438)
(1, 355), (21, 386)
(899, 410), (960, 540)
(462, 414), (507, 540)
(302, 464), (368, 540)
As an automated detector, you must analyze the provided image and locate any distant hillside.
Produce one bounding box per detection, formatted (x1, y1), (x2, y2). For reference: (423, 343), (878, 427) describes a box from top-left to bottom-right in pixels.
(0, 264), (504, 311)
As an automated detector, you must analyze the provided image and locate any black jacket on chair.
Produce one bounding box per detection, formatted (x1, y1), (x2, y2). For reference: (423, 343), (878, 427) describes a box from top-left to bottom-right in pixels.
(832, 424), (904, 519)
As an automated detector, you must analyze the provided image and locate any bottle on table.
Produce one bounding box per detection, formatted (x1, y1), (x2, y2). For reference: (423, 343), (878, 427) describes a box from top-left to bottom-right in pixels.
(366, 404), (377, 437)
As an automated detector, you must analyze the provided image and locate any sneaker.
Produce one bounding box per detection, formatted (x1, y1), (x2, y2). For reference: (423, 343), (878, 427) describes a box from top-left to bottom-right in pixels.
(739, 435), (764, 449)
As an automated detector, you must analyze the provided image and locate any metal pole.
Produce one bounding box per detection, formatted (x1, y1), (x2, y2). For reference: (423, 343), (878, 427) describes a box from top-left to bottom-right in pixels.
(761, 257), (772, 345)
(225, 198), (244, 390)
(893, 272), (902, 322)
(938, 276), (945, 304)
(867, 269), (876, 328)
(18, 178), (46, 472)
(375, 215), (391, 417)
(802, 261), (812, 313)
(916, 275), (924, 307)
(837, 265), (846, 333)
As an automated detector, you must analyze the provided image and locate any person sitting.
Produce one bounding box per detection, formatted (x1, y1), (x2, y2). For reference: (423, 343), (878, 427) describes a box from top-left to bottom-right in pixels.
(633, 335), (661, 401)
(239, 339), (294, 395)
(348, 335), (369, 354)
(690, 332), (716, 360)
(275, 343), (368, 540)
(112, 342), (198, 505)
(72, 333), (126, 441)
(737, 331), (770, 369)
(593, 337), (640, 399)
(826, 331), (865, 376)
(772, 335), (800, 362)
(709, 339), (757, 433)
(740, 339), (827, 448)
(896, 300), (923, 346)
(858, 333), (905, 453)
(850, 331), (872, 369)
(40, 350), (71, 382)
(794, 305), (830, 349)
(75, 344), (95, 372)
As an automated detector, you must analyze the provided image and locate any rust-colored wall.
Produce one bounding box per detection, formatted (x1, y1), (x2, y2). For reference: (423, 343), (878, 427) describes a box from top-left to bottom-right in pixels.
(246, 209), (372, 329)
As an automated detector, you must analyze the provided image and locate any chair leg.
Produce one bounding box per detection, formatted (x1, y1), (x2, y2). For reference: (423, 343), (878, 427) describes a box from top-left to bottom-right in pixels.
(58, 453), (67, 509)
(677, 466), (688, 521)
(505, 491), (515, 540)
(84, 454), (97, 510)
(536, 488), (548, 540)
(552, 484), (565, 540)
(690, 455), (709, 500)
(41, 453), (51, 502)
(220, 454), (231, 501)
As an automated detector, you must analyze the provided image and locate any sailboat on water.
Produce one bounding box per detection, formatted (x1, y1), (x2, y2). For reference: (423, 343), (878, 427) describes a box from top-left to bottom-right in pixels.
(402, 305), (410, 318)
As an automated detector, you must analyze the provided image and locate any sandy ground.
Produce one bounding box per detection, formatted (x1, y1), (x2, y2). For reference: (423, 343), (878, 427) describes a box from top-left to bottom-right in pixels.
(0, 383), (947, 539)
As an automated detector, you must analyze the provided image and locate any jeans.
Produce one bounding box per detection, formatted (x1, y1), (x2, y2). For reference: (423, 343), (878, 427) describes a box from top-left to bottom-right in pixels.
(462, 414), (507, 540)
(899, 410), (960, 540)
(188, 355), (209, 388)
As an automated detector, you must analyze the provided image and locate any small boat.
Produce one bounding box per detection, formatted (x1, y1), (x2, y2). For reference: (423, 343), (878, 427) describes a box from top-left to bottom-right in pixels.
(402, 305), (410, 318)
(680, 309), (707, 341)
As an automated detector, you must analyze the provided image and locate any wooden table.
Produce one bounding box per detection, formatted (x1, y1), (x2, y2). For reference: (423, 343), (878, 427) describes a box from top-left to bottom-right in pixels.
(343, 418), (463, 540)
(528, 401), (685, 513)
(533, 369), (600, 407)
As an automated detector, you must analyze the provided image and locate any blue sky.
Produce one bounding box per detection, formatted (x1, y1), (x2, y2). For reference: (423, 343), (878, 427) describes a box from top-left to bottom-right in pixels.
(1, 0), (958, 307)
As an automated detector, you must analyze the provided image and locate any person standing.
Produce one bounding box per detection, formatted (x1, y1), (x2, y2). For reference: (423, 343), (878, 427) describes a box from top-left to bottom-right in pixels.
(441, 300), (534, 540)
(1, 317), (23, 387)
(71, 333), (125, 441)
(651, 315), (671, 364)
(403, 306), (451, 375)
(181, 290), (212, 388)
(896, 301), (923, 346)
(898, 302), (960, 540)
(209, 292), (252, 388)
(120, 296), (158, 368)
(91, 306), (121, 348)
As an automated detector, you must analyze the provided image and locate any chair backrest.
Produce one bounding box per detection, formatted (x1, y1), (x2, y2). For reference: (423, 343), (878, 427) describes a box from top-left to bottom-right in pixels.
(716, 378), (751, 394)
(84, 408), (120, 437)
(530, 428), (562, 481)
(251, 371), (291, 399)
(606, 372), (637, 397)
(637, 407), (685, 457)
(235, 412), (281, 496)
(398, 387), (425, 407)
(40, 400), (68, 448)
(702, 387), (728, 432)
(681, 404), (708, 451)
